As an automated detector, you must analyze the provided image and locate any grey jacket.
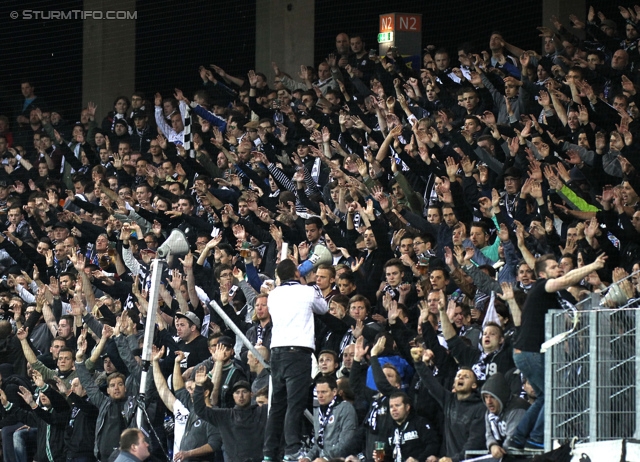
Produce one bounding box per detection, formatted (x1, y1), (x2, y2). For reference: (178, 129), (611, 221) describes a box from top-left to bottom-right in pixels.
(481, 372), (529, 450)
(306, 400), (358, 460)
(76, 360), (156, 460)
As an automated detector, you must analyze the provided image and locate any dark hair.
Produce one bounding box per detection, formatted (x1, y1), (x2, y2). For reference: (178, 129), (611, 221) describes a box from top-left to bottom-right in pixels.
(177, 195), (195, 208)
(315, 374), (338, 389)
(276, 259), (298, 282)
(58, 347), (75, 360)
(120, 428), (142, 451)
(389, 391), (410, 405)
(305, 216), (323, 230)
(434, 47), (449, 57)
(337, 272), (355, 285)
(318, 349), (339, 364)
(59, 272), (77, 282)
(457, 41), (474, 55)
(534, 254), (556, 278)
(483, 321), (504, 338)
(217, 243), (234, 257)
(112, 96), (131, 110)
(384, 258), (405, 273)
(330, 294), (349, 309)
(337, 377), (355, 400)
(214, 263), (233, 281)
(478, 264), (497, 279)
(255, 385), (269, 399)
(279, 191), (296, 205)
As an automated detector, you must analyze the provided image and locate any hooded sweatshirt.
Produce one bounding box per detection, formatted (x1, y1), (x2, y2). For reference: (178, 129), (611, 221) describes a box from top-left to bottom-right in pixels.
(480, 372), (529, 450)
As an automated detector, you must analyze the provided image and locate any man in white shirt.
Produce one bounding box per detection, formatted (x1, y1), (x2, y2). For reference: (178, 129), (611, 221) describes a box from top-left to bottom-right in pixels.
(263, 259), (328, 462)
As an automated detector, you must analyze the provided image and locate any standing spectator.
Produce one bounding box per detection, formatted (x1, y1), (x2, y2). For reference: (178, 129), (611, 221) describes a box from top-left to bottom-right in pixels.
(193, 369), (268, 462)
(263, 259), (328, 462)
(414, 349), (486, 462)
(510, 253), (607, 450)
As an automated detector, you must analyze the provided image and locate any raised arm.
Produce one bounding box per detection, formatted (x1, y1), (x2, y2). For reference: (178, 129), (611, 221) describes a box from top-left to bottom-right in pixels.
(514, 221), (537, 271)
(545, 253), (607, 292)
(41, 301), (59, 338)
(181, 253), (200, 310)
(88, 325), (112, 370)
(497, 282), (521, 326)
(438, 295), (457, 341)
(173, 351), (186, 391)
(208, 344), (226, 407)
(16, 327), (37, 365)
(152, 346), (176, 410)
(167, 269), (189, 314)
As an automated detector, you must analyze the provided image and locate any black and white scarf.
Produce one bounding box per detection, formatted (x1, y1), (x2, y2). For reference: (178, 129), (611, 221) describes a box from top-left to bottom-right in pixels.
(256, 324), (265, 345)
(471, 347), (501, 382)
(183, 107), (194, 158)
(365, 395), (387, 432)
(392, 421), (409, 462)
(317, 396), (339, 448)
(488, 412), (504, 442)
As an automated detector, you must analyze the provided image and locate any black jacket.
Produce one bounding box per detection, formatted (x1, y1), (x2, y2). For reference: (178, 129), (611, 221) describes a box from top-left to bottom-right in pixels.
(416, 362), (486, 462)
(192, 385), (268, 462)
(381, 412), (440, 462)
(66, 392), (99, 458)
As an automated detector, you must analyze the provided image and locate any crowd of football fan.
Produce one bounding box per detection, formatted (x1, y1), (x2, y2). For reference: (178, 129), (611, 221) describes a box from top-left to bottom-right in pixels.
(0, 5), (638, 462)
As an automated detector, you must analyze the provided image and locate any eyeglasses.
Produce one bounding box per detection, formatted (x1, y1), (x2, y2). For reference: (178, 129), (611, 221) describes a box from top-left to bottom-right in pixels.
(228, 125), (237, 130)
(414, 240), (425, 245)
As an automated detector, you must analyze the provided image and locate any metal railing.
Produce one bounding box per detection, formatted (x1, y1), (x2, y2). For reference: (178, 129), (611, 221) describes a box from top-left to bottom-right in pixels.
(544, 272), (640, 451)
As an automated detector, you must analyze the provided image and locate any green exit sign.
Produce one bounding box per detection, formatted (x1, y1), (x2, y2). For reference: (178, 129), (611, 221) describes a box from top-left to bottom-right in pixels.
(377, 32), (393, 43)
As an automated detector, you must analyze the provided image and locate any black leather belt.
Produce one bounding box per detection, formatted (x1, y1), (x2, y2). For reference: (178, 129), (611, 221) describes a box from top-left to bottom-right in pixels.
(272, 346), (313, 354)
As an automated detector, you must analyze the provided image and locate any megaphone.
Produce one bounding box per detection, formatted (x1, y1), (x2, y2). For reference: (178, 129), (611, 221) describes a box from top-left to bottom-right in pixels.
(298, 244), (332, 277)
(156, 229), (190, 259)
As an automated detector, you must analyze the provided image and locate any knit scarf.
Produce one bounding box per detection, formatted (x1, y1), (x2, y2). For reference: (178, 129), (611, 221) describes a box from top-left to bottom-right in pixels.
(256, 324), (265, 345)
(183, 107), (194, 158)
(392, 421), (409, 462)
(471, 346), (501, 382)
(488, 412), (504, 442)
(365, 395), (386, 432)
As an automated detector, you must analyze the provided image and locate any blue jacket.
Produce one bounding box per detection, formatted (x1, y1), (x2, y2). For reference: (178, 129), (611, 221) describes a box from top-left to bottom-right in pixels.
(365, 354), (414, 392)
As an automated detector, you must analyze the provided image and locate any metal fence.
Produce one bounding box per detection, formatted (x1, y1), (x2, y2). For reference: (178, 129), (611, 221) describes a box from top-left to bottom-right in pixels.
(544, 276), (640, 451)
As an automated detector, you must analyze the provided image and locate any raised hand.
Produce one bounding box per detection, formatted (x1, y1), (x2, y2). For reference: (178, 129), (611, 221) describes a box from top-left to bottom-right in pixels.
(18, 386), (34, 406)
(353, 335), (369, 361)
(370, 336), (386, 356)
(152, 345), (165, 362)
(194, 365), (208, 385)
(497, 282), (514, 301)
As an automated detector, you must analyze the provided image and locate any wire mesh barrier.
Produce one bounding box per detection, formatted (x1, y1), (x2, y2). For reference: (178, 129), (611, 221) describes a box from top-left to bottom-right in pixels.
(544, 276), (640, 450)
